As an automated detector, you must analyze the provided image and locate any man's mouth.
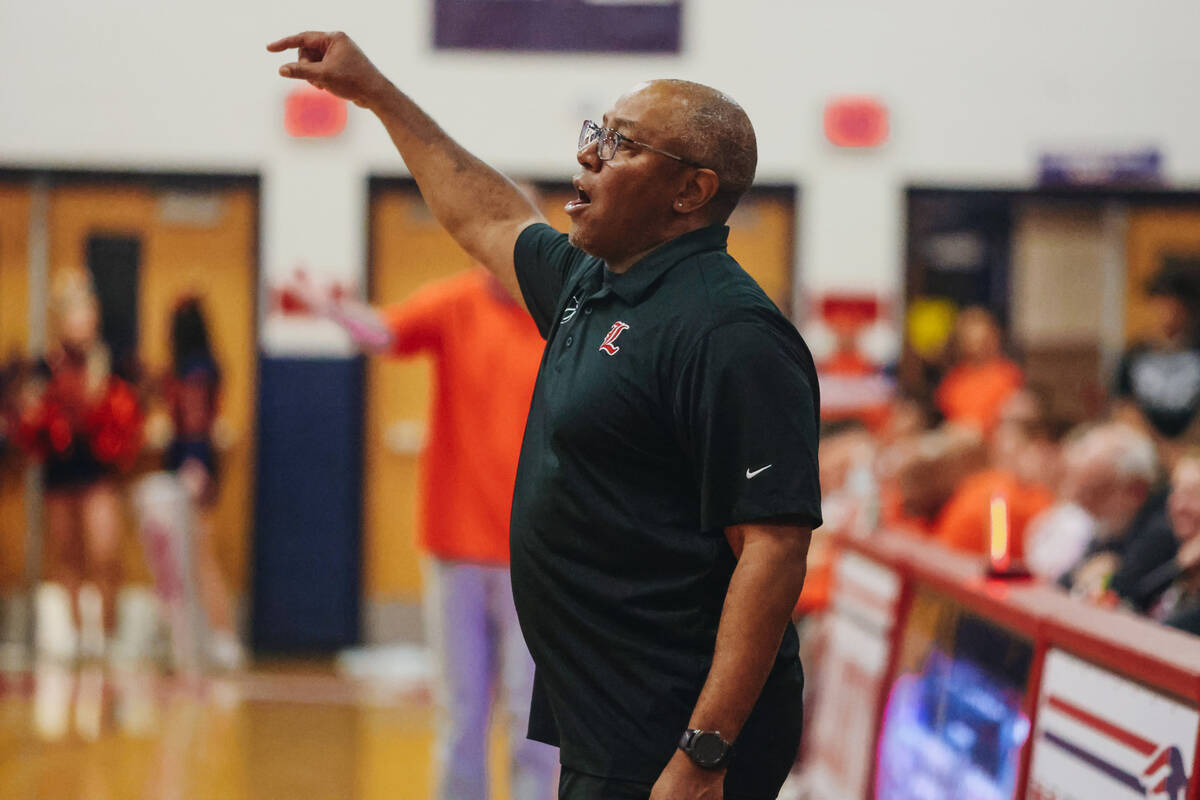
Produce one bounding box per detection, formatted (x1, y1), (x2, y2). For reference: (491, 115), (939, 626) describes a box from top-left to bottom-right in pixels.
(565, 185), (591, 215)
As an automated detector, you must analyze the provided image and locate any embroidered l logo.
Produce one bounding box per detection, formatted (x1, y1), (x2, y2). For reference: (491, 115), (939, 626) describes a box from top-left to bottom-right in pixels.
(599, 321), (630, 356)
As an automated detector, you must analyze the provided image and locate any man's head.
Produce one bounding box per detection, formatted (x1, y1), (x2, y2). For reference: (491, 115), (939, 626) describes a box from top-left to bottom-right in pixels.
(951, 307), (1004, 366)
(1146, 267), (1200, 347)
(567, 80), (756, 270)
(1060, 423), (1158, 537)
(1168, 453), (1200, 545)
(991, 388), (1060, 485)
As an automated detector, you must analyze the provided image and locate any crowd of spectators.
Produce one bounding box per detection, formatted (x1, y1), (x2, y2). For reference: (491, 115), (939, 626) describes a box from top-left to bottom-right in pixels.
(815, 267), (1200, 638)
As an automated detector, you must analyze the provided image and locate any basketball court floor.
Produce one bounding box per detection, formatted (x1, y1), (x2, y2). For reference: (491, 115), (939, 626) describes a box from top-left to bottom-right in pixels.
(0, 660), (517, 799)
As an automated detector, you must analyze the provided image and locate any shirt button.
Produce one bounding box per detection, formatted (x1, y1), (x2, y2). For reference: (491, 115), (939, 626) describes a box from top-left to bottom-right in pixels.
(566, 335), (574, 347)
(585, 306), (593, 315)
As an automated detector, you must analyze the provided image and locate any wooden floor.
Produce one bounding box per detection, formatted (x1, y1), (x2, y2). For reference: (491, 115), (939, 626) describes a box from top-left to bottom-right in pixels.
(0, 661), (516, 800)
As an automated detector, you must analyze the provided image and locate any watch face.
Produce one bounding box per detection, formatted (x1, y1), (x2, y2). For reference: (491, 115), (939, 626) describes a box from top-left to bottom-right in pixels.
(692, 732), (728, 766)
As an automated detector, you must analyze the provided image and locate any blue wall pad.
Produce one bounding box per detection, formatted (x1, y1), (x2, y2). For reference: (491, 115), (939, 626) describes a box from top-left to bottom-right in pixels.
(252, 356), (364, 653)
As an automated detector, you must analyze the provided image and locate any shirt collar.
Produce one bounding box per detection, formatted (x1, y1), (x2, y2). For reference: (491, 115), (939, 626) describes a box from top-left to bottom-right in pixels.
(603, 224), (730, 304)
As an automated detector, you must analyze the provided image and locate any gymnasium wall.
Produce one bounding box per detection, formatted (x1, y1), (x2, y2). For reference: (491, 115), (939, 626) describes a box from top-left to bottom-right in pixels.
(7, 0), (1200, 646)
(4, 0), (1200, 329)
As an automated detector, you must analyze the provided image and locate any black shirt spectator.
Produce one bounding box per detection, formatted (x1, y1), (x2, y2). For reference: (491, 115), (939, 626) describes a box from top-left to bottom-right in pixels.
(1115, 267), (1200, 440)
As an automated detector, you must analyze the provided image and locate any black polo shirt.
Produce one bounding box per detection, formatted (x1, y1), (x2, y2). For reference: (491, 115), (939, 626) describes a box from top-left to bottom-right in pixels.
(509, 222), (822, 796)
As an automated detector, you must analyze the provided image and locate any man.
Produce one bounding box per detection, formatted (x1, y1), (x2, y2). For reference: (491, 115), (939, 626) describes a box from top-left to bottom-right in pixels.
(287, 263), (558, 800)
(1024, 423), (1158, 586)
(1115, 267), (1200, 461)
(269, 31), (821, 800)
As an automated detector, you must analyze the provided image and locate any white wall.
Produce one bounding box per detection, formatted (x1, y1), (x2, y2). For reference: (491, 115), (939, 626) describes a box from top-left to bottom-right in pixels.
(5, 0), (1200, 352)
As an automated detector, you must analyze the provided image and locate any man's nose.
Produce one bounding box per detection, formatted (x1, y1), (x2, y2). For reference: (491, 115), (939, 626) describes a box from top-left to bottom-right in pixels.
(577, 142), (602, 171)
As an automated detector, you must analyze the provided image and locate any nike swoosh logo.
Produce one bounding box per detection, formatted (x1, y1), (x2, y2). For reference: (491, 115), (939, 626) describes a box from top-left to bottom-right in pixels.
(746, 464), (773, 479)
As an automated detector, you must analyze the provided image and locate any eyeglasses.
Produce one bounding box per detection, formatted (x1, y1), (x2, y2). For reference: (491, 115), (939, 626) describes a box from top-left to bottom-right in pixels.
(578, 120), (705, 168)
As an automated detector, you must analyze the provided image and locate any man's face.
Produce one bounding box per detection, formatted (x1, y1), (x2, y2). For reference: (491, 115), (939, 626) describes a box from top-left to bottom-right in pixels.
(1169, 459), (1200, 543)
(1150, 295), (1191, 345)
(566, 83), (691, 266)
(956, 315), (1000, 364)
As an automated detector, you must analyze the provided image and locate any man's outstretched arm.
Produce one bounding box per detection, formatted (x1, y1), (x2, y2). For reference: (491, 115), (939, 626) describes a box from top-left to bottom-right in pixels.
(267, 31), (544, 307)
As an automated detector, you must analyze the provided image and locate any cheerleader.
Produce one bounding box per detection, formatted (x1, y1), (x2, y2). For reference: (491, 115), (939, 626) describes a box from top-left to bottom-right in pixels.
(15, 269), (142, 660)
(161, 297), (243, 670)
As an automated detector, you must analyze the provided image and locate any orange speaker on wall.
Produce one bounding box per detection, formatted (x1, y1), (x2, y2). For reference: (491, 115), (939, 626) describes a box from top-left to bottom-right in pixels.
(284, 86), (348, 138)
(824, 96), (889, 148)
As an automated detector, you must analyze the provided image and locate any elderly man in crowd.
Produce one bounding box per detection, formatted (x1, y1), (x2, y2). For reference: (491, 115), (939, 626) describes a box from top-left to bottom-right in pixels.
(268, 31), (821, 800)
(1024, 423), (1158, 588)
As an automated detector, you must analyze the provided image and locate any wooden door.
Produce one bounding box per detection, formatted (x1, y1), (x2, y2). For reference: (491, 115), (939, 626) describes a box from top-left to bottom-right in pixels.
(726, 189), (795, 314)
(1125, 207), (1200, 340)
(365, 188), (471, 603)
(365, 183), (795, 604)
(46, 183), (257, 591)
(0, 182), (32, 589)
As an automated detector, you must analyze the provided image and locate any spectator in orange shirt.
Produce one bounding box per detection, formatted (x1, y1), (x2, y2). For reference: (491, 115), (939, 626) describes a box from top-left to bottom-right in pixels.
(933, 390), (1059, 558)
(935, 307), (1024, 435)
(288, 262), (557, 800)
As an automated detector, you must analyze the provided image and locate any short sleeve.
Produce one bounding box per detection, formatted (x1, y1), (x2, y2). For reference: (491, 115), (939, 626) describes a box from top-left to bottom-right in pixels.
(675, 320), (822, 531)
(513, 223), (589, 338)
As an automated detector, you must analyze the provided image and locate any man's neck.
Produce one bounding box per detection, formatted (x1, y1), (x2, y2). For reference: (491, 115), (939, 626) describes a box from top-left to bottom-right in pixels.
(605, 218), (714, 274)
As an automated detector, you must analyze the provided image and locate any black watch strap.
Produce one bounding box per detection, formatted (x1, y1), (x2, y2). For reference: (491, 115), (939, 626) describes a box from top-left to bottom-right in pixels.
(678, 728), (733, 769)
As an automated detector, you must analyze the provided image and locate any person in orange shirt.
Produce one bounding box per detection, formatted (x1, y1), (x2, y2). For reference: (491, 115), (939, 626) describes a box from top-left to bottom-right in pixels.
(934, 390), (1058, 559)
(935, 307), (1024, 435)
(289, 264), (556, 800)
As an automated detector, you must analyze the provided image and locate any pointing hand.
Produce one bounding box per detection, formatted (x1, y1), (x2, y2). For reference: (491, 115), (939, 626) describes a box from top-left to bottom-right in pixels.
(267, 31), (387, 108)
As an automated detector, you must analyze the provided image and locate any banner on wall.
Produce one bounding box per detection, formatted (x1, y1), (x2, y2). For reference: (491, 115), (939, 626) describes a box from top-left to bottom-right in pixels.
(1027, 649), (1196, 800)
(434, 0), (683, 53)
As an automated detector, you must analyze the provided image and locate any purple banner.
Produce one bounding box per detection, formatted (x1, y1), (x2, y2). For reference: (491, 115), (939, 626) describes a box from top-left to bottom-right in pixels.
(1038, 148), (1163, 187)
(434, 1), (683, 53)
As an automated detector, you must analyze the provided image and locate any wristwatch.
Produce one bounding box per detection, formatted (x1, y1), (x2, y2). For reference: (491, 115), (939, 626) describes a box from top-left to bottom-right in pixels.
(678, 728), (733, 769)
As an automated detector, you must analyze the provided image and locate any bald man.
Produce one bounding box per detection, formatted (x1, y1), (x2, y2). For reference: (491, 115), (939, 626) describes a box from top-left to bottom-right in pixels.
(269, 32), (822, 800)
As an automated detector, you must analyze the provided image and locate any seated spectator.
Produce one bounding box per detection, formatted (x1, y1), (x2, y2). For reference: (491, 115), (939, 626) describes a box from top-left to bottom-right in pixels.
(935, 307), (1024, 435)
(932, 389), (1059, 559)
(1114, 267), (1200, 458)
(1110, 454), (1200, 628)
(885, 423), (987, 537)
(1025, 423), (1158, 589)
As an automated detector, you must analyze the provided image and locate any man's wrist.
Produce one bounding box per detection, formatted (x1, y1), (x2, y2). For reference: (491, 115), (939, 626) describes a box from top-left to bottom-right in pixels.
(678, 728), (733, 769)
(365, 76), (403, 116)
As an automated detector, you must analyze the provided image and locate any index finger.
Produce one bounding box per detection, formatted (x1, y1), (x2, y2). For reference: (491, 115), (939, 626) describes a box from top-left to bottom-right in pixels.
(266, 31), (328, 52)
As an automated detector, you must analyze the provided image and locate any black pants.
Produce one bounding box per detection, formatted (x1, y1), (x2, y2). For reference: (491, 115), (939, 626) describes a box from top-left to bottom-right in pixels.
(558, 768), (770, 800)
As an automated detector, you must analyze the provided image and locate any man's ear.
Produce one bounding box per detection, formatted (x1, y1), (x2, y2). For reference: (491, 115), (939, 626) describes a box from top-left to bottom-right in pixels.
(673, 169), (721, 214)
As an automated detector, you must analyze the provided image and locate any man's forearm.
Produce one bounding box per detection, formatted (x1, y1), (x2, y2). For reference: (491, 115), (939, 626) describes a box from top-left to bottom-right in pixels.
(366, 81), (541, 299)
(687, 524), (810, 742)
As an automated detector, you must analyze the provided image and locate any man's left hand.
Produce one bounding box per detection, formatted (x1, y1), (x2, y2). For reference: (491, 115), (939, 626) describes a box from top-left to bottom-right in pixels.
(649, 750), (724, 800)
